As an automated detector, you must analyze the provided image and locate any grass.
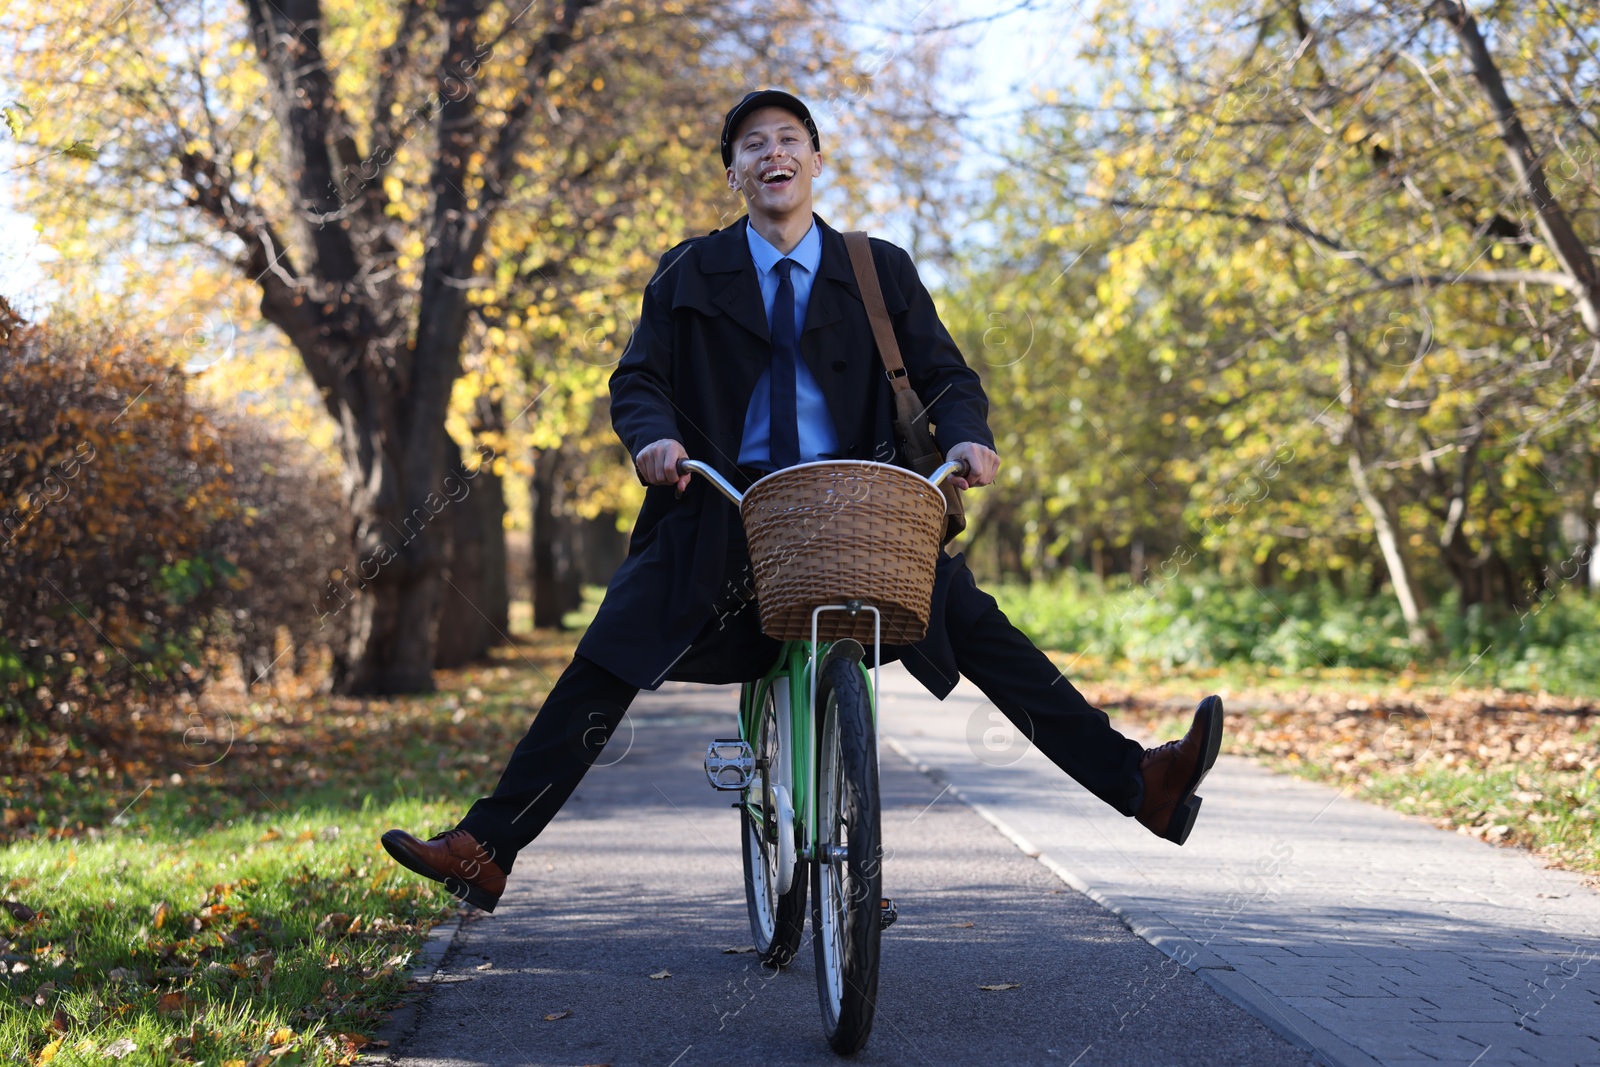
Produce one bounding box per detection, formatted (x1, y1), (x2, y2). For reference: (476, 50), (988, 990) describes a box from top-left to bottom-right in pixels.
(0, 625), (578, 1067)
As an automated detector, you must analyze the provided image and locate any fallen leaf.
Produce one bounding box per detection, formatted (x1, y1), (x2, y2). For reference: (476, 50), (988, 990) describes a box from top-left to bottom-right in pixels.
(150, 901), (170, 928)
(544, 1010), (572, 1021)
(49, 1009), (71, 1033)
(258, 829), (282, 842)
(105, 1038), (137, 1060)
(157, 991), (189, 1013)
(35, 1038), (62, 1065)
(269, 1027), (295, 1046)
(648, 968), (671, 980)
(107, 967), (136, 982)
(32, 981), (56, 1007)
(978, 982), (1021, 991)
(1, 899), (37, 922)
(296, 829), (315, 842)
(316, 912), (351, 935)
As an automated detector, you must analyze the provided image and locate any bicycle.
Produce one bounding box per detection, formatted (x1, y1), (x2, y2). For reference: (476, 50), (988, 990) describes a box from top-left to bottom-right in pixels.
(684, 456), (965, 1055)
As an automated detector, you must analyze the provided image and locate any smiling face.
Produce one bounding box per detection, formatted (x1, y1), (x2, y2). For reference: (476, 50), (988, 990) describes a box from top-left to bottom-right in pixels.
(725, 105), (823, 221)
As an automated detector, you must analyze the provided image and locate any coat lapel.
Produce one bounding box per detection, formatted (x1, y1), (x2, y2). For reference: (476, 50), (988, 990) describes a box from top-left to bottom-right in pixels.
(803, 221), (858, 335)
(802, 220), (870, 447)
(699, 217), (770, 345)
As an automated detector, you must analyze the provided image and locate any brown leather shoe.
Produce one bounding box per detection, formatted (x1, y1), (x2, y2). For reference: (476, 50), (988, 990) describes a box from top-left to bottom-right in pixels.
(380, 828), (506, 912)
(1136, 696), (1225, 845)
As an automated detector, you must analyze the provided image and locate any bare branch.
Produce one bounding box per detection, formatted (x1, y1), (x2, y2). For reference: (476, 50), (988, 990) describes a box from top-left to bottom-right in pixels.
(1431, 0), (1600, 334)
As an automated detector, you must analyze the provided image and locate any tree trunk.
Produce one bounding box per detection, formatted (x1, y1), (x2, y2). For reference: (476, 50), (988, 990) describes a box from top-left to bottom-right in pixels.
(1591, 489), (1600, 596)
(472, 392), (510, 637)
(531, 448), (581, 629)
(222, 0), (595, 694)
(577, 509), (627, 589)
(1347, 452), (1427, 644)
(434, 436), (501, 670)
(1338, 331), (1428, 645)
(325, 409), (450, 694)
(480, 462), (510, 636)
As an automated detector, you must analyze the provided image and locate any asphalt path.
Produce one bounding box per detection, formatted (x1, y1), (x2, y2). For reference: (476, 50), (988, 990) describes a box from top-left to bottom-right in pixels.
(388, 681), (1313, 1067)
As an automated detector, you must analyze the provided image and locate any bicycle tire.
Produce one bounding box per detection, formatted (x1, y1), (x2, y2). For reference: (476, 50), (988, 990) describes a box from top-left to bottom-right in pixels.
(743, 683), (806, 967)
(811, 655), (881, 1054)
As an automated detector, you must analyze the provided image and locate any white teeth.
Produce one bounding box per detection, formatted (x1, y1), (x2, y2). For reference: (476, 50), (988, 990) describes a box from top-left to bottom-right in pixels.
(761, 167), (794, 183)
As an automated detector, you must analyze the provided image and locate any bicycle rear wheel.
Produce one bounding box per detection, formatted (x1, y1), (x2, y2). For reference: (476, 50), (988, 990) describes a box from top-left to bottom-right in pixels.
(743, 682), (806, 967)
(811, 655), (881, 1054)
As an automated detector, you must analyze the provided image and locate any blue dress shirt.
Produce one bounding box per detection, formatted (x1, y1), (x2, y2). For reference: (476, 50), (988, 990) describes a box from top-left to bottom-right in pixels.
(738, 220), (842, 468)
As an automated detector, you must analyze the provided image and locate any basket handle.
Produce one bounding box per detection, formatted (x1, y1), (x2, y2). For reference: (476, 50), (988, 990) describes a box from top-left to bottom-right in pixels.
(678, 458), (967, 502)
(677, 459), (744, 505)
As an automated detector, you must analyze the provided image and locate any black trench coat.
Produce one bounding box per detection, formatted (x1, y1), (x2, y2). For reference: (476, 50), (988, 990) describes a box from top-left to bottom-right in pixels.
(574, 215), (997, 698)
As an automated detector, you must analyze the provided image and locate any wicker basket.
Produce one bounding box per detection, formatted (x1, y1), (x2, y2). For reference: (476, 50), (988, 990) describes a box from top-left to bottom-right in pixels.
(741, 461), (948, 644)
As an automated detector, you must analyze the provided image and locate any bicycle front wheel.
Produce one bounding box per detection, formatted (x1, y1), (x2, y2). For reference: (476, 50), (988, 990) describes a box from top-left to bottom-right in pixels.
(811, 654), (881, 1055)
(743, 682), (806, 967)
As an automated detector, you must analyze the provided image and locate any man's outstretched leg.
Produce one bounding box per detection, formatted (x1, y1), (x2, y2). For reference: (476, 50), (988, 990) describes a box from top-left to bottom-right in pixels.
(381, 655), (638, 911)
(942, 573), (1224, 844)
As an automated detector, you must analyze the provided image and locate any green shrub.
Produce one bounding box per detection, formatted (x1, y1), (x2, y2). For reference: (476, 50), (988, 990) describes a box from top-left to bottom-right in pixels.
(992, 571), (1600, 693)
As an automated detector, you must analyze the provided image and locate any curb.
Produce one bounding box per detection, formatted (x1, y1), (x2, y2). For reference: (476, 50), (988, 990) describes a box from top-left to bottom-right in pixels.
(882, 736), (1383, 1067)
(356, 908), (470, 1064)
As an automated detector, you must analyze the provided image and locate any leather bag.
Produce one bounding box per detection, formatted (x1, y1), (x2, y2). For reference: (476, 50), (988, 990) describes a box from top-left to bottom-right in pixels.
(842, 230), (967, 546)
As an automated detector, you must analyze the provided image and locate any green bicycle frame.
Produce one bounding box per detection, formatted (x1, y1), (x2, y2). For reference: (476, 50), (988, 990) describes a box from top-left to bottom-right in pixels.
(738, 641), (876, 863)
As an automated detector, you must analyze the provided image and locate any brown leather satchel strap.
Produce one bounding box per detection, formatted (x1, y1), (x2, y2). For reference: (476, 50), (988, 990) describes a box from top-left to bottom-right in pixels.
(843, 230), (911, 394)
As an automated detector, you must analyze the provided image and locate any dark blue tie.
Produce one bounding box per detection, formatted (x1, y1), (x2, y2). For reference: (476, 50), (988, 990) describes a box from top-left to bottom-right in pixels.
(768, 258), (801, 469)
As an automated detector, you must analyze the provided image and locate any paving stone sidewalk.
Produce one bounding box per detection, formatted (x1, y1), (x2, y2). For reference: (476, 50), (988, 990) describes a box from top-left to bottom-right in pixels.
(876, 663), (1600, 1067)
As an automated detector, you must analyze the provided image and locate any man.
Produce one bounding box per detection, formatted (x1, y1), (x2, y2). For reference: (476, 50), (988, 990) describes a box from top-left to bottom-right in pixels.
(382, 90), (1223, 914)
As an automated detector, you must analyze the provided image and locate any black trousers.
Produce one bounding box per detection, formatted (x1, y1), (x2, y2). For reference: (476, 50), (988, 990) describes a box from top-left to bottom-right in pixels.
(457, 571), (1145, 875)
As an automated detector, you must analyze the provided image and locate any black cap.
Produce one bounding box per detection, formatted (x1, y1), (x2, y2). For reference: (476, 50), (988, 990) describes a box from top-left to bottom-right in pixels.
(719, 90), (819, 167)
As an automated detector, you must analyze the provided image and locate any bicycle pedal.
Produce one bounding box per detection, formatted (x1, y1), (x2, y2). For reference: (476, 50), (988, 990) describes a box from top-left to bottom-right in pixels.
(704, 738), (755, 791)
(879, 897), (898, 930)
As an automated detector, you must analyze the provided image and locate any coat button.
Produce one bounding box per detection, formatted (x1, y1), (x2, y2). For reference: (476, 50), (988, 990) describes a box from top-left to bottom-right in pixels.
(831, 359), (847, 372)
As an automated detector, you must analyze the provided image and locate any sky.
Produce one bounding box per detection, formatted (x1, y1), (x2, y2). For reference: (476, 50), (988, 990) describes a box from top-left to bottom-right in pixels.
(0, 177), (52, 315)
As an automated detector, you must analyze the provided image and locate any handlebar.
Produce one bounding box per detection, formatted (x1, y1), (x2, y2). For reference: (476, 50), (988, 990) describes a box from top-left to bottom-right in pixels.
(677, 459), (744, 504)
(674, 458), (972, 507)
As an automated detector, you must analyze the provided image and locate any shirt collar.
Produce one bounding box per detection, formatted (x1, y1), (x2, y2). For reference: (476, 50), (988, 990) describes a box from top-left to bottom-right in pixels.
(745, 216), (821, 278)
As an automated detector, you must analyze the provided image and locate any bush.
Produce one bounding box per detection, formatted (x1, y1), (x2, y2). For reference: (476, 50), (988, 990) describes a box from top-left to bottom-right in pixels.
(206, 411), (346, 688)
(0, 300), (343, 724)
(991, 569), (1600, 693)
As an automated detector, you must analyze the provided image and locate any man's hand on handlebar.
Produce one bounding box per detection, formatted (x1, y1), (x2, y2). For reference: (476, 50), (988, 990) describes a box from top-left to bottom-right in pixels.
(637, 438), (690, 493)
(946, 441), (999, 491)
